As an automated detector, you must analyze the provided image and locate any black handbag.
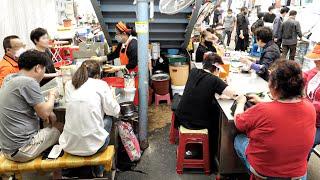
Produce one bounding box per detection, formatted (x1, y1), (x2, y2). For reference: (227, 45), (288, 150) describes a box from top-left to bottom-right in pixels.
(230, 97), (256, 116)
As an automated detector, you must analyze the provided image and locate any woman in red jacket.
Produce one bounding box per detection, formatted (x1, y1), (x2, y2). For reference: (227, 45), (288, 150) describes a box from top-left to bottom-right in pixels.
(304, 43), (320, 153)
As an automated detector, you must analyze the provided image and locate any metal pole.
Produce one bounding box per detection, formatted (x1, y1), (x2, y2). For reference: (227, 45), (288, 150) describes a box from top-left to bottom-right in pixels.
(136, 0), (149, 149)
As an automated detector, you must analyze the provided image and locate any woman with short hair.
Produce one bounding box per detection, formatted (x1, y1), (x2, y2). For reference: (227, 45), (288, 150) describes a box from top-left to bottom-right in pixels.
(234, 60), (315, 179)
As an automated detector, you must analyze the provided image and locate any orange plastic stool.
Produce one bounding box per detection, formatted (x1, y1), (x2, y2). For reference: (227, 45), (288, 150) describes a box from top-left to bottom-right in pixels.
(176, 126), (210, 175)
(155, 93), (171, 106)
(169, 112), (179, 144)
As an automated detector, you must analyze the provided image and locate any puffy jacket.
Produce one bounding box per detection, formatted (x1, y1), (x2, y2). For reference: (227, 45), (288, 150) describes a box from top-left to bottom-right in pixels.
(256, 41), (281, 80)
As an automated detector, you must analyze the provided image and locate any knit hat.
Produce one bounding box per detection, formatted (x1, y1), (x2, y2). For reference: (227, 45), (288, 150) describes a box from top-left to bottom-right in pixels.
(305, 43), (320, 61)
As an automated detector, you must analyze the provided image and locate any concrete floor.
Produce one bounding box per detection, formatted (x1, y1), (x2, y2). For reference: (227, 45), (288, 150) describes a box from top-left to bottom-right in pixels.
(117, 125), (320, 180)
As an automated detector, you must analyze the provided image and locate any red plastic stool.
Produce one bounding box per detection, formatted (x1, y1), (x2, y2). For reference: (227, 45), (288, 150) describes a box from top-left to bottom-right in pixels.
(169, 112), (179, 144)
(155, 93), (171, 106)
(176, 126), (210, 175)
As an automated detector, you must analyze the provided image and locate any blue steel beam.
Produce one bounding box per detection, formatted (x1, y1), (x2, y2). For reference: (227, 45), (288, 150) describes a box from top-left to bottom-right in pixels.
(136, 0), (149, 148)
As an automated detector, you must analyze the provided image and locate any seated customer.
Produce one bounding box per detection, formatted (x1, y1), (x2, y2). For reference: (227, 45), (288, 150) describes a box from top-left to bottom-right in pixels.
(175, 53), (237, 156)
(0, 35), (25, 87)
(241, 27), (280, 80)
(0, 50), (62, 162)
(234, 60), (315, 179)
(196, 29), (218, 62)
(30, 27), (60, 86)
(59, 60), (120, 157)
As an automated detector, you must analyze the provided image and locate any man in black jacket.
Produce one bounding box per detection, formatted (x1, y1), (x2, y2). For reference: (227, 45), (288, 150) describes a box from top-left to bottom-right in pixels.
(280, 10), (302, 60)
(273, 6), (290, 51)
(240, 27), (280, 80)
(235, 7), (250, 51)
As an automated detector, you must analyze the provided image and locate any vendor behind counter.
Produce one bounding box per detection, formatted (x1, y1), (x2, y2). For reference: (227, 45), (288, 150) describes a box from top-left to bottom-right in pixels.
(106, 22), (138, 73)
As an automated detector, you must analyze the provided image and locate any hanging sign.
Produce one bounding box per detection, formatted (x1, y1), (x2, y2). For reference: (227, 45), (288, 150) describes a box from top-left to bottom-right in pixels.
(135, 21), (149, 34)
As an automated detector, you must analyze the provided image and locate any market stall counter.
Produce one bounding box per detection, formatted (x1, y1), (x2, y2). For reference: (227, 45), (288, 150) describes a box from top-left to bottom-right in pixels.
(216, 71), (269, 175)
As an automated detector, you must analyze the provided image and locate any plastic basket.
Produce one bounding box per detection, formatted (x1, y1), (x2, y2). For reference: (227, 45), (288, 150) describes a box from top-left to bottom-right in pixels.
(102, 77), (124, 88)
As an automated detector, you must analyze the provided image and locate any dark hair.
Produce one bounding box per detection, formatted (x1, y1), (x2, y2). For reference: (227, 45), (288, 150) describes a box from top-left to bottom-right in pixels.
(116, 24), (137, 37)
(280, 6), (290, 14)
(18, 50), (48, 70)
(30, 28), (48, 45)
(256, 27), (273, 43)
(227, 9), (232, 13)
(72, 60), (101, 89)
(289, 10), (297, 16)
(269, 60), (304, 99)
(257, 12), (264, 19)
(240, 7), (247, 12)
(205, 28), (215, 34)
(268, 6), (275, 12)
(3, 35), (19, 52)
(203, 53), (224, 72)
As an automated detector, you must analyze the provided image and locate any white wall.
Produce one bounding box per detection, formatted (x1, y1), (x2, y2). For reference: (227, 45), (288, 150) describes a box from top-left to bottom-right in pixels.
(0, 0), (58, 56)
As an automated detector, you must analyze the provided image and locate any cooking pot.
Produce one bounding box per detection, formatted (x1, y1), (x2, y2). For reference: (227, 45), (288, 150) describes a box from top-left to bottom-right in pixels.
(151, 73), (170, 95)
(120, 102), (135, 117)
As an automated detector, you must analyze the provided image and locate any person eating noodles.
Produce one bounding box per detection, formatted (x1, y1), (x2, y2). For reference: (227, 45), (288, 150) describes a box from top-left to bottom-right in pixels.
(234, 60), (315, 180)
(175, 53), (237, 161)
(303, 42), (320, 156)
(240, 27), (280, 80)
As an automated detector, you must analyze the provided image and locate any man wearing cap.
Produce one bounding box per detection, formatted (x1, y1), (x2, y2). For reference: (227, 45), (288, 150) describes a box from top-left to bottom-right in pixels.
(304, 42), (320, 154)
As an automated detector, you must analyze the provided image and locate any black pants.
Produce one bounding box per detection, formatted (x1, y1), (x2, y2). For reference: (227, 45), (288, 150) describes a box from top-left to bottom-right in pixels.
(235, 34), (249, 51)
(282, 44), (297, 60)
(275, 39), (282, 52)
(223, 30), (232, 46)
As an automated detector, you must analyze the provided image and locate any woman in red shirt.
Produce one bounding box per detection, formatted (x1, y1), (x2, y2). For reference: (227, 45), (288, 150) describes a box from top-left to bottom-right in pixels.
(304, 43), (320, 153)
(234, 60), (316, 179)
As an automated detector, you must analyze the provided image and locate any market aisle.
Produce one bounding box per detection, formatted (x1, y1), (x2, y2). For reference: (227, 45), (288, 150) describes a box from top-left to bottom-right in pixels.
(117, 125), (215, 180)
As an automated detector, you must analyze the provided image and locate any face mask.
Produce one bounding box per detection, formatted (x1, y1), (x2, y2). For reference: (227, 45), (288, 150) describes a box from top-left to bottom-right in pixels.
(204, 40), (213, 47)
(115, 35), (122, 43)
(14, 48), (26, 58)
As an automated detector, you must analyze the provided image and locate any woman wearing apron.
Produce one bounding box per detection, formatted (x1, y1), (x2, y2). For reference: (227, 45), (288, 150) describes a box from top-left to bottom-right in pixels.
(304, 43), (320, 154)
(107, 21), (139, 105)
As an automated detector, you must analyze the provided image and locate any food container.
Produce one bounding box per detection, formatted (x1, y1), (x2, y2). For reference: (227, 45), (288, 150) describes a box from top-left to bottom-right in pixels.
(219, 63), (230, 80)
(167, 55), (187, 64)
(124, 88), (136, 102)
(171, 85), (185, 96)
(120, 102), (135, 117)
(124, 74), (135, 89)
(169, 64), (189, 86)
(167, 49), (179, 55)
(151, 42), (160, 59)
(151, 73), (170, 95)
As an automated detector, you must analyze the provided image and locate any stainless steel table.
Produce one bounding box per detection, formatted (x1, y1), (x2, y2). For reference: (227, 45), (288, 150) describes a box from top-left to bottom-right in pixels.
(216, 72), (269, 175)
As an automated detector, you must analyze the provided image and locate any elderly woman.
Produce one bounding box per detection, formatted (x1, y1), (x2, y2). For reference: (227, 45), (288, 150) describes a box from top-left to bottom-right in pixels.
(304, 43), (320, 154)
(234, 60), (316, 179)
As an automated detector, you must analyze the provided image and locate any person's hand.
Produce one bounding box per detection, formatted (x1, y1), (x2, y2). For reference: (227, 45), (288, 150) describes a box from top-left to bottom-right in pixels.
(49, 88), (59, 99)
(236, 95), (247, 104)
(56, 70), (63, 77)
(240, 57), (251, 65)
(239, 34), (244, 39)
(247, 94), (263, 104)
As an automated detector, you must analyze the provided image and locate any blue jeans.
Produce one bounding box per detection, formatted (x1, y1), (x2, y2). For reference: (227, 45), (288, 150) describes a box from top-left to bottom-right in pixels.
(234, 134), (307, 180)
(308, 128), (320, 160)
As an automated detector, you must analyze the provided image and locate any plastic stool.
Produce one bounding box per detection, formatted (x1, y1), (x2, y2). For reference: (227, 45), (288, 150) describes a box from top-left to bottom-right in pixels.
(155, 93), (171, 106)
(176, 126), (210, 175)
(169, 112), (179, 144)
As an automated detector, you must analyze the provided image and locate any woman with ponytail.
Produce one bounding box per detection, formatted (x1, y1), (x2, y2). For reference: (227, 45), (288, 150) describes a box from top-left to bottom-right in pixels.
(59, 60), (120, 160)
